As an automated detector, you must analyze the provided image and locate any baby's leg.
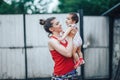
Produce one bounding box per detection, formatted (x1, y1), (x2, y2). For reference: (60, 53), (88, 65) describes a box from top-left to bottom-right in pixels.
(72, 45), (79, 62)
(73, 45), (82, 69)
(76, 47), (83, 58)
(76, 47), (85, 65)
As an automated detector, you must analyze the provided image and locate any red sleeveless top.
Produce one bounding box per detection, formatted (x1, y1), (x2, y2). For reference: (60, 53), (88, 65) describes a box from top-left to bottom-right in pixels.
(50, 36), (75, 76)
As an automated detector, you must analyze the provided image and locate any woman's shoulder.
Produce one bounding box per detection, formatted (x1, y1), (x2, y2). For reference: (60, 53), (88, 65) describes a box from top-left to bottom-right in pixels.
(48, 38), (59, 45)
(48, 38), (60, 50)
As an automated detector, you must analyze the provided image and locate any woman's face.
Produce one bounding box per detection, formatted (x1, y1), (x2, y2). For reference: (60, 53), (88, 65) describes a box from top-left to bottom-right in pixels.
(50, 19), (62, 33)
(66, 14), (75, 26)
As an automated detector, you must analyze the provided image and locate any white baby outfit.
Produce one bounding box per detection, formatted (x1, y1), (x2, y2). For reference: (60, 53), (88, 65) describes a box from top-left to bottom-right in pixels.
(70, 24), (82, 47)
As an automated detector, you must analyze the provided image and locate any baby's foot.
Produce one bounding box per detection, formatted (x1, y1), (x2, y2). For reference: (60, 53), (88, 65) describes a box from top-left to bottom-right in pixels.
(74, 60), (81, 69)
(79, 58), (85, 65)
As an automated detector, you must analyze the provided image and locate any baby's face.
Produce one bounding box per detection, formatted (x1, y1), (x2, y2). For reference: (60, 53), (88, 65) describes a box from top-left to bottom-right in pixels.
(66, 14), (75, 26)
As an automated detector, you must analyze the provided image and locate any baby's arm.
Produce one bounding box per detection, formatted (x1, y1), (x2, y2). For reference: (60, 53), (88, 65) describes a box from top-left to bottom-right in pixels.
(60, 27), (72, 40)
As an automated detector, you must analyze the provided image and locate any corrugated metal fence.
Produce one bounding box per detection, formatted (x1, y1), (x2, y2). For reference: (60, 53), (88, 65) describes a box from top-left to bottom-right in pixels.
(0, 14), (109, 79)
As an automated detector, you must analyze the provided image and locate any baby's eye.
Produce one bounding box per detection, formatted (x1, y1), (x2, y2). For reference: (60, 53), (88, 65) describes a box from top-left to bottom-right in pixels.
(66, 18), (69, 20)
(68, 18), (70, 20)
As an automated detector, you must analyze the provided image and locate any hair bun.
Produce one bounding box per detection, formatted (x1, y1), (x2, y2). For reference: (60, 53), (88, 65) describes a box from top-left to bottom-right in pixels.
(39, 19), (46, 25)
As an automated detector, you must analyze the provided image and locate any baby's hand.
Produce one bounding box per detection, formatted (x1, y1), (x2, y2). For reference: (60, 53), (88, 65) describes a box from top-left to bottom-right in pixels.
(68, 27), (77, 38)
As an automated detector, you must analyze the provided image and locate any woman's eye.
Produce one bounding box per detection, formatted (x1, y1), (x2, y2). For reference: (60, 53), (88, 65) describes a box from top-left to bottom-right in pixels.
(56, 22), (59, 25)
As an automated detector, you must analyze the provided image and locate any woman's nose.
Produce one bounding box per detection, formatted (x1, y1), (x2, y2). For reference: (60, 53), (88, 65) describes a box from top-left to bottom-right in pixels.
(59, 24), (61, 26)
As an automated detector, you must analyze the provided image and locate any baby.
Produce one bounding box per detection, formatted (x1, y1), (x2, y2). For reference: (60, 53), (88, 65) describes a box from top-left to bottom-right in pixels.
(59, 12), (85, 68)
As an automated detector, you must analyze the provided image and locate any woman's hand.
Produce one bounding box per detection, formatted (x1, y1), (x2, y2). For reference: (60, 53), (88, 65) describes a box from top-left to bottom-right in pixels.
(68, 27), (77, 38)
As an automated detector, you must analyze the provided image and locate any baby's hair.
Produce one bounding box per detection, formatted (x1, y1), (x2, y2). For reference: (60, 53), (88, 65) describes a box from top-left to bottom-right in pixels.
(69, 12), (79, 23)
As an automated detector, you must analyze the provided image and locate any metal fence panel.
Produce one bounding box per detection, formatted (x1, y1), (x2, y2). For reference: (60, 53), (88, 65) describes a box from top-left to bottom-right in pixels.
(83, 16), (109, 79)
(0, 15), (24, 47)
(0, 15), (25, 79)
(0, 49), (25, 79)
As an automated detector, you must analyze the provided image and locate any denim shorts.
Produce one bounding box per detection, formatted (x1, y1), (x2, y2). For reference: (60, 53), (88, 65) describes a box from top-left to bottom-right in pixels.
(51, 70), (78, 80)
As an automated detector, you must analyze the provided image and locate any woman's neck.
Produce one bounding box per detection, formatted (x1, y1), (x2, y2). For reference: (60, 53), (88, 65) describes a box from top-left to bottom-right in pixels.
(52, 32), (61, 38)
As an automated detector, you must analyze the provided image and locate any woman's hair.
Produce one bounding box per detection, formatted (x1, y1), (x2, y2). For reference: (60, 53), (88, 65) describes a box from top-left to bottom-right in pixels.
(39, 17), (56, 34)
(69, 12), (79, 23)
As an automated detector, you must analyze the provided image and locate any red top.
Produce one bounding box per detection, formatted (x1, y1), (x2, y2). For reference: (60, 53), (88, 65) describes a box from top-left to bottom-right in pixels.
(50, 36), (75, 76)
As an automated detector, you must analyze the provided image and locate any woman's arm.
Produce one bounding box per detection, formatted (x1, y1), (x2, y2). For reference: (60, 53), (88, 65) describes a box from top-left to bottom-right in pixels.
(48, 28), (77, 58)
(48, 37), (73, 57)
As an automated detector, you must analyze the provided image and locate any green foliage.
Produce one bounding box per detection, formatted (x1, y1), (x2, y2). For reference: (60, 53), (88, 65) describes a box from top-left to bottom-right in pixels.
(58, 0), (120, 15)
(0, 0), (120, 15)
(0, 0), (24, 14)
(0, 0), (50, 14)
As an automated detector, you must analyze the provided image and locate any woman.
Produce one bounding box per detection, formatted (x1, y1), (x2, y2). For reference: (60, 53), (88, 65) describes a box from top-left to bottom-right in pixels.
(39, 17), (78, 80)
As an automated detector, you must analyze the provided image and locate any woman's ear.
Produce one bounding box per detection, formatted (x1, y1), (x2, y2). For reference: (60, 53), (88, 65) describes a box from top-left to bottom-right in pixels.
(49, 27), (54, 32)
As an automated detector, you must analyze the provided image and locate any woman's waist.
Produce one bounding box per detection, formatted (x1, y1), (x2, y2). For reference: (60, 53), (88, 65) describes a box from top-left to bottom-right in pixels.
(53, 69), (78, 78)
(54, 58), (74, 69)
(54, 62), (75, 76)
